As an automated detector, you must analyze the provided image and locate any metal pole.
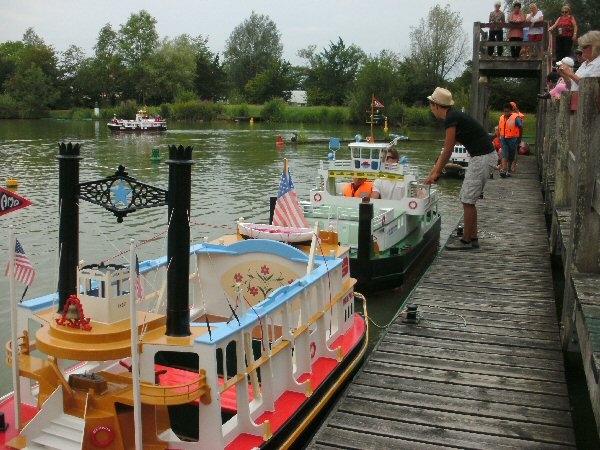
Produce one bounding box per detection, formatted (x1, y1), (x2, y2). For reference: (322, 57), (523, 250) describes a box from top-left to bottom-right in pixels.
(57, 143), (82, 311)
(357, 199), (374, 260)
(165, 145), (194, 337)
(129, 240), (142, 450)
(8, 226), (21, 429)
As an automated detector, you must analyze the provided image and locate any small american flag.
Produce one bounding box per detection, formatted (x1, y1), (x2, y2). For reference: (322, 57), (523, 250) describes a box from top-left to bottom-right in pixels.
(135, 255), (144, 302)
(5, 239), (36, 286)
(272, 169), (308, 228)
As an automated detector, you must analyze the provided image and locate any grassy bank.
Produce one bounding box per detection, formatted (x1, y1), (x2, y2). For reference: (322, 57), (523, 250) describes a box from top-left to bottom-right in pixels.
(47, 101), (536, 135)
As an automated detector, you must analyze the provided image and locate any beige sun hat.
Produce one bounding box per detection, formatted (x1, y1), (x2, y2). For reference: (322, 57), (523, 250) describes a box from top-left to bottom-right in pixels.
(427, 87), (454, 107)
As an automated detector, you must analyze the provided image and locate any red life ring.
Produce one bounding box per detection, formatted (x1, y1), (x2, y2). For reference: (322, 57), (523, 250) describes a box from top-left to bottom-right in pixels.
(409, 200), (418, 209)
(313, 193), (322, 202)
(310, 342), (316, 358)
(90, 425), (115, 448)
(382, 215), (387, 225)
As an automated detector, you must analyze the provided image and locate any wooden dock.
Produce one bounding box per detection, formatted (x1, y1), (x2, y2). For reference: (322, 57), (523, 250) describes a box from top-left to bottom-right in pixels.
(309, 156), (576, 449)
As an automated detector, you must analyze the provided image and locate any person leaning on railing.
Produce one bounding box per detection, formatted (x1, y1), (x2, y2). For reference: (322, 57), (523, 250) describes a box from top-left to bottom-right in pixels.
(548, 4), (578, 62)
(508, 2), (526, 58)
(558, 31), (600, 92)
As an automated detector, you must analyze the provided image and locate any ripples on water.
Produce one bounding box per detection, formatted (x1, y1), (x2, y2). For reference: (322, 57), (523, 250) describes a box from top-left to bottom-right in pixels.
(0, 119), (463, 394)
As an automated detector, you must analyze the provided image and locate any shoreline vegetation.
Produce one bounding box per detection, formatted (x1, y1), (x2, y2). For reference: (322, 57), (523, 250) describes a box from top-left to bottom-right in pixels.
(40, 99), (534, 135)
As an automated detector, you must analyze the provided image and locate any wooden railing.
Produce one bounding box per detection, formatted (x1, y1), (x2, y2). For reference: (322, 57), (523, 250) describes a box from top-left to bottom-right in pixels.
(538, 77), (600, 433)
(476, 21), (550, 59)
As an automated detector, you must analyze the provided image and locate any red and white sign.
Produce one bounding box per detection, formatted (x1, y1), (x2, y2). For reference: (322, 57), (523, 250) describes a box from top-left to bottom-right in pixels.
(0, 187), (32, 216)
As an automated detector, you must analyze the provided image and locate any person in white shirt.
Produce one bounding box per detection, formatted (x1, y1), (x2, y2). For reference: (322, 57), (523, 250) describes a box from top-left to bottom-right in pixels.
(558, 30), (600, 93)
(526, 3), (544, 57)
(371, 148), (405, 200)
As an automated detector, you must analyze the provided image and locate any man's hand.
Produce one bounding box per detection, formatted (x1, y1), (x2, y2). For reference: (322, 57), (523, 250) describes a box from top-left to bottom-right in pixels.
(424, 171), (440, 185)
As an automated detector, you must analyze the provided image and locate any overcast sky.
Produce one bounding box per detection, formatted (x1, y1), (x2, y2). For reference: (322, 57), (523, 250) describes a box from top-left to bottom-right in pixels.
(2, 1), (493, 66)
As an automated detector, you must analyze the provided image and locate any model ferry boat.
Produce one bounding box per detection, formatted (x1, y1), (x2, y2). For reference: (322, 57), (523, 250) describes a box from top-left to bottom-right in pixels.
(0, 144), (367, 449)
(439, 144), (470, 178)
(107, 108), (167, 132)
(299, 137), (441, 291)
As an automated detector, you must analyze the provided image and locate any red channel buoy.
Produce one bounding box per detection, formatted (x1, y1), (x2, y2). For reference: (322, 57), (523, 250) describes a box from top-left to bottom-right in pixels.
(276, 136), (284, 149)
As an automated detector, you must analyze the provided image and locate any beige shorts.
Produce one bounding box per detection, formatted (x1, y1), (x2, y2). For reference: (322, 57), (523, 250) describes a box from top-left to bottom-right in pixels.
(459, 152), (497, 205)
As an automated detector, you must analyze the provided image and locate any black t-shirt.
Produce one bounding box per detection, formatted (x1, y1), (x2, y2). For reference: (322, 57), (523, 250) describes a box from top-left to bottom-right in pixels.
(444, 109), (494, 156)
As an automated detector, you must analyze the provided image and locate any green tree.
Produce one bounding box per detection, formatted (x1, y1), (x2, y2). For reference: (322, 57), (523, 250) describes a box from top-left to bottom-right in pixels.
(4, 63), (58, 117)
(245, 60), (295, 103)
(117, 10), (159, 103)
(2, 29), (60, 114)
(408, 3), (467, 100)
(0, 41), (24, 90)
(224, 11), (283, 94)
(93, 24), (124, 106)
(147, 34), (205, 104)
(195, 50), (228, 101)
(57, 45), (86, 107)
(348, 50), (407, 122)
(300, 38), (365, 106)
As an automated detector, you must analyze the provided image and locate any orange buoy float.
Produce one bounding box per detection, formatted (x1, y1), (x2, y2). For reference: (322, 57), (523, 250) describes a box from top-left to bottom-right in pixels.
(276, 135), (284, 149)
(6, 179), (18, 187)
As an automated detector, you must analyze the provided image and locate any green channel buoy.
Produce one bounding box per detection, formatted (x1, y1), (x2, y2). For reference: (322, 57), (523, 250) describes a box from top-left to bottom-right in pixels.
(150, 147), (161, 162)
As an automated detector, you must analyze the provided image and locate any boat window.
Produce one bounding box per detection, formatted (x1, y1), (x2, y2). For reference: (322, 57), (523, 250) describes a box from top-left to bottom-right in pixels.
(355, 160), (361, 169)
(371, 161), (379, 170)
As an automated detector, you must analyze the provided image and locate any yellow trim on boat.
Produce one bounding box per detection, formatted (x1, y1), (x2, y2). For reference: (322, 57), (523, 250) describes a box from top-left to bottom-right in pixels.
(327, 170), (405, 180)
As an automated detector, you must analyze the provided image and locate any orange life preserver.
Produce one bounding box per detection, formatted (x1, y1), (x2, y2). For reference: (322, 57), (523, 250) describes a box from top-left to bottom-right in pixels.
(90, 425), (115, 447)
(343, 181), (373, 198)
(499, 113), (520, 138)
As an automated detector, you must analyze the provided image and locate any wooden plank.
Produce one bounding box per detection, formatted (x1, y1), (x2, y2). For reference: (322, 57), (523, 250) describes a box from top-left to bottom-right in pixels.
(377, 340), (566, 372)
(348, 383), (573, 428)
(336, 397), (576, 444)
(354, 370), (572, 411)
(310, 157), (576, 448)
(384, 333), (565, 363)
(319, 412), (572, 450)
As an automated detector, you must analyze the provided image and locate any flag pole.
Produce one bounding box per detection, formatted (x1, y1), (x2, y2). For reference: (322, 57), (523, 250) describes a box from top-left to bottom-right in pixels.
(8, 225), (22, 429)
(129, 239), (142, 450)
(371, 93), (375, 142)
(306, 221), (319, 275)
(283, 158), (288, 181)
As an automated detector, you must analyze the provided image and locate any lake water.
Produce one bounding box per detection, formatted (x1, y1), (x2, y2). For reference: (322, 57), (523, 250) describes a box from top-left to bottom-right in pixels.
(0, 119), (463, 396)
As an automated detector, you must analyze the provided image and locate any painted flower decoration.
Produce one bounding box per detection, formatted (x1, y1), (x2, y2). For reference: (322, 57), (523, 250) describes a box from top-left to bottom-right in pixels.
(234, 272), (244, 283)
(288, 279), (295, 284)
(261, 265), (270, 275)
(249, 286), (259, 296)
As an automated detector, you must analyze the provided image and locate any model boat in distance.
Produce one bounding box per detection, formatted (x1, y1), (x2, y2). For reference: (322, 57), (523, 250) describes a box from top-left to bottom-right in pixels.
(438, 144), (470, 178)
(107, 108), (167, 133)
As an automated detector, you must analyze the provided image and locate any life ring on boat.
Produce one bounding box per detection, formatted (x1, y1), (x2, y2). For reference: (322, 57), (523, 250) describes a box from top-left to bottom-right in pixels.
(313, 193), (322, 202)
(409, 200), (418, 210)
(90, 425), (115, 448)
(310, 341), (316, 358)
(382, 215), (387, 225)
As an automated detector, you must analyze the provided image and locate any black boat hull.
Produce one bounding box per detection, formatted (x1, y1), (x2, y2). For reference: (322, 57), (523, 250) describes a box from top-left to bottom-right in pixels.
(350, 215), (441, 292)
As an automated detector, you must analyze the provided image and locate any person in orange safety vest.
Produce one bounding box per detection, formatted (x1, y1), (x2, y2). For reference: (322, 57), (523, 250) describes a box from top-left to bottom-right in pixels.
(498, 102), (522, 178)
(343, 178), (373, 198)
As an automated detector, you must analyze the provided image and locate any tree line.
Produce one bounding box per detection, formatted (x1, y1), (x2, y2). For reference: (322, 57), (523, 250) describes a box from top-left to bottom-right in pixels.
(0, 2), (595, 121)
